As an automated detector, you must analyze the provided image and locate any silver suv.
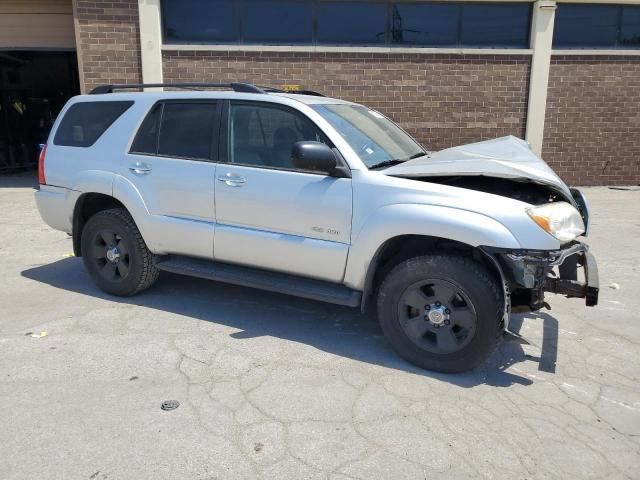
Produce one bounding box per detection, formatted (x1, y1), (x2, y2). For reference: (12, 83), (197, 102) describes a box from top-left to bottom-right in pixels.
(35, 82), (598, 373)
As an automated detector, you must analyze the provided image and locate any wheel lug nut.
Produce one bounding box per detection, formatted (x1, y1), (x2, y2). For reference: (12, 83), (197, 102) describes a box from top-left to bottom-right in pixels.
(444, 320), (450, 326)
(445, 308), (450, 314)
(425, 305), (430, 310)
(433, 324), (440, 328)
(435, 301), (441, 307)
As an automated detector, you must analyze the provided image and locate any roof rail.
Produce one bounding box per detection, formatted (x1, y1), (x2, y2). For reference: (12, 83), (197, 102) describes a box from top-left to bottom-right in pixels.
(89, 82), (266, 95)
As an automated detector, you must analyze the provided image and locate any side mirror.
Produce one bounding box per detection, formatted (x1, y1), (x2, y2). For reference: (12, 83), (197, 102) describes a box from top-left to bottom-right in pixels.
(291, 141), (337, 175)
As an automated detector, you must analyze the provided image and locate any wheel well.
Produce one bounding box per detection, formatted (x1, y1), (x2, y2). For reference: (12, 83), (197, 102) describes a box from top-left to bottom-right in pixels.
(361, 235), (503, 312)
(72, 193), (126, 257)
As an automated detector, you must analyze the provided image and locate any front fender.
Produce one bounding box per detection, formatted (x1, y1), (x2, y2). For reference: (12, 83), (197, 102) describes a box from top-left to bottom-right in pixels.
(344, 203), (521, 290)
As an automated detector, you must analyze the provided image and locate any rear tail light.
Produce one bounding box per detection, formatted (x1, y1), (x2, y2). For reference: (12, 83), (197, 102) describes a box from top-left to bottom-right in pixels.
(38, 144), (47, 185)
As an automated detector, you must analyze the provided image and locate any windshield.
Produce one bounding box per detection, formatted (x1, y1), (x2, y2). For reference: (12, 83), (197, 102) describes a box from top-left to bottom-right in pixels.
(311, 104), (426, 168)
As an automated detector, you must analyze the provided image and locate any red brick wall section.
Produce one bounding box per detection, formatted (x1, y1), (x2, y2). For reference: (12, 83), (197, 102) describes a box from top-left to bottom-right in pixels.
(72, 0), (142, 93)
(162, 51), (530, 152)
(544, 56), (640, 186)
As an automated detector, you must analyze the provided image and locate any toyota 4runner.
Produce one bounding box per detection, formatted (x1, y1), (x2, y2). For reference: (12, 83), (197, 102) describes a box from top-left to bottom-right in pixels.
(35, 82), (598, 373)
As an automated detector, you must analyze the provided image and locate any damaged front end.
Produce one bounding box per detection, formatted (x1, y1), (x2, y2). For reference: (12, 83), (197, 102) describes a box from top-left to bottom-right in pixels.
(482, 242), (599, 313)
(382, 135), (599, 313)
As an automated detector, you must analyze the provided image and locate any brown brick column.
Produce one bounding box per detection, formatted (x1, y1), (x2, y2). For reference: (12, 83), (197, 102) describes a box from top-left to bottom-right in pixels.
(72, 0), (142, 93)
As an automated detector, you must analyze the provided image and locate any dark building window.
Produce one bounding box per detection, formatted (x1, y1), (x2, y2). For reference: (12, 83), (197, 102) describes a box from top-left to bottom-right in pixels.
(460, 4), (531, 47)
(317, 2), (387, 45)
(620, 6), (640, 48)
(244, 0), (313, 44)
(390, 4), (459, 46)
(554, 4), (640, 49)
(161, 1), (532, 48)
(163, 0), (239, 43)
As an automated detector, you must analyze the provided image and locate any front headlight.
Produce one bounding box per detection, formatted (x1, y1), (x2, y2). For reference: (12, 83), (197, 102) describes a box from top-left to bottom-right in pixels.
(526, 202), (585, 243)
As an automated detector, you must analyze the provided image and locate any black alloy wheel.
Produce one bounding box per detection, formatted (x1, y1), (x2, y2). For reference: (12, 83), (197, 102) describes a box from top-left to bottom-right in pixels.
(81, 208), (159, 296)
(398, 278), (477, 355)
(377, 254), (504, 373)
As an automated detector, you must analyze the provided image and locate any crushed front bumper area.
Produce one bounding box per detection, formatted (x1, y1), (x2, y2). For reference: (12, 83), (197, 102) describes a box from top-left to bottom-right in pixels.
(543, 245), (599, 307)
(483, 242), (599, 311)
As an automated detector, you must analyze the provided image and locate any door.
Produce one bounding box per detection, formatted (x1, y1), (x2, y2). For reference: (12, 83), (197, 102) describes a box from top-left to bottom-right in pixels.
(124, 101), (220, 258)
(214, 101), (352, 282)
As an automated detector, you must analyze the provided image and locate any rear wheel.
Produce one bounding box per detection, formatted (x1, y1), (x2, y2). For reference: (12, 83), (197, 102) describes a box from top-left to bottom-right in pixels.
(377, 254), (503, 373)
(81, 208), (159, 296)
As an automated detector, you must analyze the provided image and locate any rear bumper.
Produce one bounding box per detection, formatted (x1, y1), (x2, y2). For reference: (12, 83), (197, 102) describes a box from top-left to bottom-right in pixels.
(484, 241), (599, 309)
(34, 184), (78, 234)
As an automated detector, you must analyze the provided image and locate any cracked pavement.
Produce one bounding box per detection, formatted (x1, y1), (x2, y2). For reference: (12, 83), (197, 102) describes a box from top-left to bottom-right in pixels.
(1, 173), (639, 479)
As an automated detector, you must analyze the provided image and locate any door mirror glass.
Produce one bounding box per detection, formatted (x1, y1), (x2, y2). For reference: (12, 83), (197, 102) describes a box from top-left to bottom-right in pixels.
(291, 141), (337, 174)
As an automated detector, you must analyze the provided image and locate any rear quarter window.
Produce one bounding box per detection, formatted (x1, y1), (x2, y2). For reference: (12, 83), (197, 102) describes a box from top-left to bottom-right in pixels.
(54, 101), (133, 147)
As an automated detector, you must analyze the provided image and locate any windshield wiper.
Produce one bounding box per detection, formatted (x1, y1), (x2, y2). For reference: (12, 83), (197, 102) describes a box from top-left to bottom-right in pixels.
(369, 151), (427, 170)
(368, 159), (407, 170)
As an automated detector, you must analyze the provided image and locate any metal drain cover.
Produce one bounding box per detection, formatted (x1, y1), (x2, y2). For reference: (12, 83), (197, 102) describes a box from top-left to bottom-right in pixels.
(161, 400), (180, 411)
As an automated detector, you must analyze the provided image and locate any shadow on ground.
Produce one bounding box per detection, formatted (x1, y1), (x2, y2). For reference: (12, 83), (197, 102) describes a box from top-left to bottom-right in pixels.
(0, 170), (37, 188)
(22, 258), (559, 388)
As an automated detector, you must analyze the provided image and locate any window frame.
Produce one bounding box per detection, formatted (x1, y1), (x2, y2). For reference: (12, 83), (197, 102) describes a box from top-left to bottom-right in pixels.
(220, 99), (347, 176)
(160, 0), (532, 49)
(128, 99), (222, 162)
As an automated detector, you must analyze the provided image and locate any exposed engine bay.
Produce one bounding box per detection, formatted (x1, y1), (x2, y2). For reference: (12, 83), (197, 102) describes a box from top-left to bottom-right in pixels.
(414, 176), (561, 205)
(382, 136), (578, 206)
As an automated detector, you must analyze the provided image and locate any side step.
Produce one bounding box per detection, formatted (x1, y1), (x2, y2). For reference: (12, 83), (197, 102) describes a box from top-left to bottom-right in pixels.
(155, 255), (362, 308)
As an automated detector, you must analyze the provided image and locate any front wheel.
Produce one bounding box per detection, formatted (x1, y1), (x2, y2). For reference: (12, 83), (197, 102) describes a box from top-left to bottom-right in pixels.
(376, 254), (503, 373)
(81, 208), (159, 296)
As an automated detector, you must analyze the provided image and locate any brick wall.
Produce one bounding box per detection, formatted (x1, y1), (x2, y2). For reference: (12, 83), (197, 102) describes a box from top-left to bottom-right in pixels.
(544, 56), (640, 186)
(72, 0), (142, 93)
(163, 51), (530, 151)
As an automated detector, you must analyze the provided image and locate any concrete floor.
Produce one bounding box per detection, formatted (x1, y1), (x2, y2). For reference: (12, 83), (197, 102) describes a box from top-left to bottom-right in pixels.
(1, 172), (639, 480)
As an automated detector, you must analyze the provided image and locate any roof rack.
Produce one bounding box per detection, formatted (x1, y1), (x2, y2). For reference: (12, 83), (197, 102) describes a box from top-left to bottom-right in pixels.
(89, 82), (326, 97)
(89, 82), (266, 95)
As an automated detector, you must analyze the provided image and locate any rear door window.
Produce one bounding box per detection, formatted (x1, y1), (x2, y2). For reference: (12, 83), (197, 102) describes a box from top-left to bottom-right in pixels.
(130, 102), (219, 161)
(54, 101), (133, 147)
(130, 104), (162, 154)
(158, 103), (218, 160)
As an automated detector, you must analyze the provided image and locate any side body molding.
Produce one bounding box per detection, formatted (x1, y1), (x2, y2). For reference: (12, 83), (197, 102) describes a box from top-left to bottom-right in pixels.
(343, 203), (522, 291)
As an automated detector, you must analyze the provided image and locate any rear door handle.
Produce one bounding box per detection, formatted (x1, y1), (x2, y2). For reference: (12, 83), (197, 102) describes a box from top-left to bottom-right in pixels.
(129, 162), (152, 175)
(218, 173), (246, 187)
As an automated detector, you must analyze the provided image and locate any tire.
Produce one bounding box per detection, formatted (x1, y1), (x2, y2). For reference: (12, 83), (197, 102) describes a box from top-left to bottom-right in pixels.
(376, 254), (503, 373)
(81, 208), (159, 296)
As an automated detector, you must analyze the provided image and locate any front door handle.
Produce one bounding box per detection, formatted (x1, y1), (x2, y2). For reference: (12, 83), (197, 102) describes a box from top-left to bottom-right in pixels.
(218, 173), (246, 187)
(129, 162), (152, 175)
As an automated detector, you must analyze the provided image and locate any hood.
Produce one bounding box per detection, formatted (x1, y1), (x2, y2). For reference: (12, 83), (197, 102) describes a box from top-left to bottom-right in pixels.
(383, 136), (573, 200)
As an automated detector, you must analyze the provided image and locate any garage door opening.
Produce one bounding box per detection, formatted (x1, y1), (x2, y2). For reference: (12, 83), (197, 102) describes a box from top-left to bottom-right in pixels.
(0, 51), (79, 173)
